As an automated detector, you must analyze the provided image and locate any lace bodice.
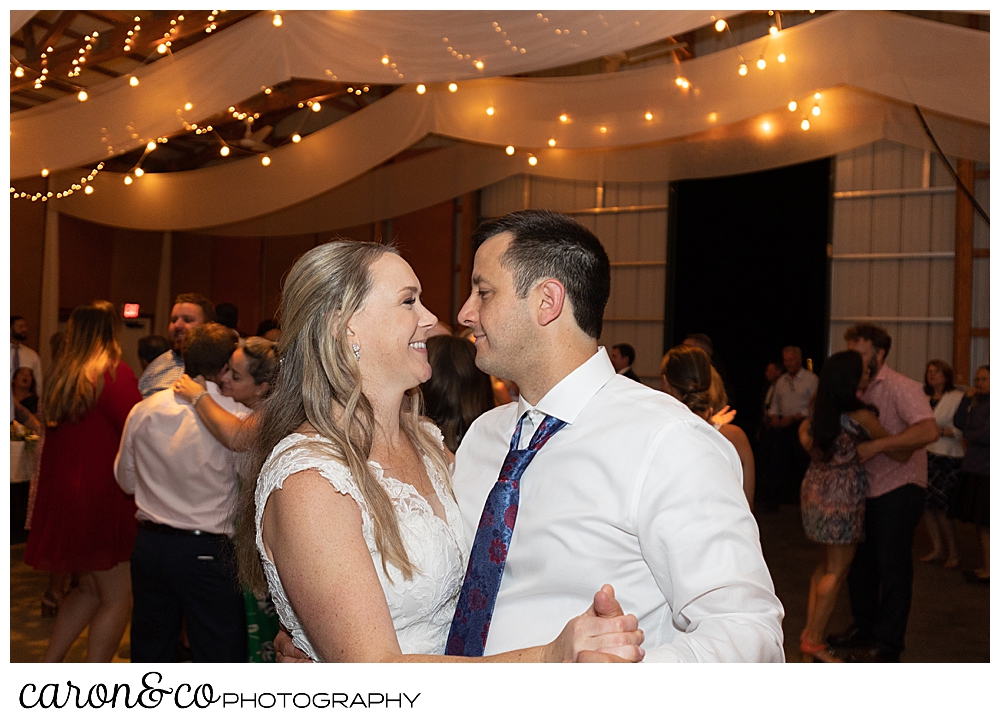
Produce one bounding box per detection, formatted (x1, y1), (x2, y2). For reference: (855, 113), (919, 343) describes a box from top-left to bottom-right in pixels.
(255, 425), (467, 661)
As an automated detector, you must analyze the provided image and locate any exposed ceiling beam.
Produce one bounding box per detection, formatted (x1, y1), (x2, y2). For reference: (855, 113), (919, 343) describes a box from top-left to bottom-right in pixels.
(37, 11), (80, 52)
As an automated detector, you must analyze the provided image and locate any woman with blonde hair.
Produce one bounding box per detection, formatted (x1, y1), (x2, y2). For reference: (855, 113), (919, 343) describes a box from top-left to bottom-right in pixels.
(661, 345), (755, 509)
(24, 300), (142, 662)
(238, 240), (642, 662)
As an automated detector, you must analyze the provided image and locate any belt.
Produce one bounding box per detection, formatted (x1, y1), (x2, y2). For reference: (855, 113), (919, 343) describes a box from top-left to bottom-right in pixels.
(138, 519), (228, 539)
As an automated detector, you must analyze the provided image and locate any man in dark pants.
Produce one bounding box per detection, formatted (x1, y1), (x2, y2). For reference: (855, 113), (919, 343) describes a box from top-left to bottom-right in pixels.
(828, 324), (939, 662)
(115, 323), (251, 662)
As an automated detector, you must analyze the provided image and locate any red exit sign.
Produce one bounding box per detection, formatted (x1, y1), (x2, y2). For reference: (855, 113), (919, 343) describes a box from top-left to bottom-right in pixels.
(123, 303), (140, 318)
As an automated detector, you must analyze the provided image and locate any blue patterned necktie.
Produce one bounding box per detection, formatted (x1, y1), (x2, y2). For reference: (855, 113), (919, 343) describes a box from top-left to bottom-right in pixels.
(446, 411), (567, 657)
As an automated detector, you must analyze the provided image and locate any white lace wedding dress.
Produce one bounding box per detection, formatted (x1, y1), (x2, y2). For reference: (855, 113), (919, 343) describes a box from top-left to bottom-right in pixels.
(255, 426), (468, 661)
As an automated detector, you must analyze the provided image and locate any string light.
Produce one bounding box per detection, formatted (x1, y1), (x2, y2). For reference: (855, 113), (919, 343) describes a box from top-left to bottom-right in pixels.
(505, 145), (515, 155)
(548, 138), (556, 146)
(559, 114), (569, 123)
(788, 101), (797, 112)
(157, 43), (168, 54)
(762, 121), (771, 132)
(382, 56), (390, 65)
(14, 66), (24, 78)
(527, 155), (538, 166)
(40, 169), (49, 178)
(474, 60), (484, 70)
(272, 13), (282, 27)
(77, 90), (88, 101)
(769, 25), (778, 36)
(134, 168), (144, 177)
(778, 53), (787, 63)
(124, 175), (133, 185)
(715, 19), (727, 32)
(486, 106), (495, 116)
(220, 145), (230, 157)
(675, 77), (690, 89)
(84, 186), (94, 195)
(416, 84), (426, 94)
(146, 141), (157, 151)
(801, 118), (810, 130)
(311, 101), (321, 112)
(707, 112), (718, 123)
(738, 63), (748, 76)
(644, 112), (653, 121)
(814, 92), (822, 100)
(448, 83), (458, 92)
(757, 57), (767, 70)
(812, 105), (821, 116)
(599, 126), (607, 134)
(129, 76), (139, 87)
(261, 156), (271, 166)
(291, 134), (301, 143)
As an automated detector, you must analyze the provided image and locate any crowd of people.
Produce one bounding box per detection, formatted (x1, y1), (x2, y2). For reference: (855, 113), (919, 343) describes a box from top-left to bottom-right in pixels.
(11, 208), (989, 665)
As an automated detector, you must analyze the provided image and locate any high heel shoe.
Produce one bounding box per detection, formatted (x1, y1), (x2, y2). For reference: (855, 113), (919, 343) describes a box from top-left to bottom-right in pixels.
(801, 637), (843, 663)
(40, 592), (59, 618)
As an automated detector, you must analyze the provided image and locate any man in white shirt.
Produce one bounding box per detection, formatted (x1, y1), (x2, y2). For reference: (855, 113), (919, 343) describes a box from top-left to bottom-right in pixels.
(116, 322), (250, 662)
(11, 315), (43, 422)
(761, 346), (818, 510)
(452, 210), (784, 662)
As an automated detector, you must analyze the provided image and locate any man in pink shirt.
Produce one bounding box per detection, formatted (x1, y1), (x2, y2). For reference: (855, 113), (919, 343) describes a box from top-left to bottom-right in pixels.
(827, 324), (939, 663)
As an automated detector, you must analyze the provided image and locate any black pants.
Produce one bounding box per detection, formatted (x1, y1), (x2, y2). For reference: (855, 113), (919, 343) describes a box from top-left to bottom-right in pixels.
(846, 483), (925, 657)
(130, 527), (247, 663)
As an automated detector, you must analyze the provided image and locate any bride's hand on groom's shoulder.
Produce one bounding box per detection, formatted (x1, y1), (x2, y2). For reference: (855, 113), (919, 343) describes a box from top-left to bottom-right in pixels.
(544, 584), (645, 663)
(274, 626), (312, 663)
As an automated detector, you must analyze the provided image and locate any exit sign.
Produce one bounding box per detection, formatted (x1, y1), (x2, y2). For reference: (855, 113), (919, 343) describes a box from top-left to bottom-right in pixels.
(123, 303), (140, 318)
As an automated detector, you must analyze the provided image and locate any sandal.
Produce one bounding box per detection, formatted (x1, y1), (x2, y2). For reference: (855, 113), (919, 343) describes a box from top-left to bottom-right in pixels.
(801, 637), (843, 663)
(40, 592), (59, 618)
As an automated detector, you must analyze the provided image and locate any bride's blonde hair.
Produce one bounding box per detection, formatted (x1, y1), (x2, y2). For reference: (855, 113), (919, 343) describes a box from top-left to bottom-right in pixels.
(236, 240), (451, 596)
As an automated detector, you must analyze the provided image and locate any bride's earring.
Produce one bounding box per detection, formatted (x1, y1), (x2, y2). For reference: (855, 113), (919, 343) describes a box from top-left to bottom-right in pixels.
(352, 343), (361, 361)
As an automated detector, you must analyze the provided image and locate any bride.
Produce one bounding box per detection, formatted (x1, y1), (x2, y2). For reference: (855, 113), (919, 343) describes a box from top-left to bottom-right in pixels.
(233, 240), (643, 662)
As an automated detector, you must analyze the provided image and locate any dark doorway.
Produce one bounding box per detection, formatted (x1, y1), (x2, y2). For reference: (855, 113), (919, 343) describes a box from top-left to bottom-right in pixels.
(666, 158), (832, 444)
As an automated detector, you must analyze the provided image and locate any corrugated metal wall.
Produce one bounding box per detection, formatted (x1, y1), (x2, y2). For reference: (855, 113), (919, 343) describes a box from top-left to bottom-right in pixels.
(829, 139), (989, 383)
(481, 176), (668, 387)
(971, 163), (990, 375)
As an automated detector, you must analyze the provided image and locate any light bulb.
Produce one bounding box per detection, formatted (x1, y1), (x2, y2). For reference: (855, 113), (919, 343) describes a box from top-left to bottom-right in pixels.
(220, 145), (230, 157)
(77, 90), (88, 101)
(474, 60), (484, 70)
(124, 175), (133, 185)
(559, 114), (568, 123)
(381, 56), (389, 65)
(15, 66), (25, 78)
(261, 156), (271, 166)
(777, 53), (786, 63)
(528, 156), (538, 166)
(675, 77), (686, 87)
(548, 138), (556, 147)
(812, 105), (821, 116)
(707, 112), (718, 123)
(814, 92), (822, 100)
(40, 168), (49, 177)
(84, 185), (94, 195)
(599, 126), (607, 134)
(272, 13), (282, 27)
(762, 121), (771, 132)
(738, 63), (748, 76)
(129, 75), (139, 87)
(757, 57), (766, 70)
(788, 101), (797, 112)
(311, 102), (321, 112)
(715, 19), (727, 32)
(769, 26), (778, 36)
(801, 119), (811, 131)
(291, 134), (301, 143)
(644, 112), (653, 121)
(134, 168), (144, 177)
(146, 141), (157, 151)
(448, 83), (458, 92)
(184, 102), (193, 111)
(505, 145), (515, 156)
(416, 84), (426, 94)
(157, 43), (167, 54)
(486, 106), (495, 116)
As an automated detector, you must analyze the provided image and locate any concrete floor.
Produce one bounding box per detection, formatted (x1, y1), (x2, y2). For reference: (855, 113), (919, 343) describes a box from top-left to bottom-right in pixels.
(9, 503), (989, 663)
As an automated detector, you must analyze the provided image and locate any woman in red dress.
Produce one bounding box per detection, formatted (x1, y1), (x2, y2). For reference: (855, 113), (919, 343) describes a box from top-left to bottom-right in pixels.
(24, 301), (142, 662)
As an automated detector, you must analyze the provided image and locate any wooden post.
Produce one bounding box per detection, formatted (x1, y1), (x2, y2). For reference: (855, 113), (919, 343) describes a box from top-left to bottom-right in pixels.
(952, 158), (975, 386)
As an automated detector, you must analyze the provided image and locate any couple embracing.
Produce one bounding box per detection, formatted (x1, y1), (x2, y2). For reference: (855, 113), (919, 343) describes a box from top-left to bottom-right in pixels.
(237, 210), (785, 663)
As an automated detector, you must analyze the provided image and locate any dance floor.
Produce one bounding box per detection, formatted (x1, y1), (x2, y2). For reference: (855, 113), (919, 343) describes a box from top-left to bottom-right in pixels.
(9, 503), (989, 663)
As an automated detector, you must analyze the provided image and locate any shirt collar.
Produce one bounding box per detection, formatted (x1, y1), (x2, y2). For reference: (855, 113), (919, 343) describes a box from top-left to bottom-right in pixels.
(516, 347), (615, 425)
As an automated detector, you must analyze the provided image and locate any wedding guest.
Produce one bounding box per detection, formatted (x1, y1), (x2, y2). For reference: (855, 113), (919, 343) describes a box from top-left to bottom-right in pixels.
(137, 335), (171, 372)
(11, 315), (43, 422)
(137, 294), (214, 398)
(949, 365), (989, 583)
(420, 334), (494, 454)
(24, 301), (142, 662)
(12, 366), (42, 433)
(918, 360), (964, 568)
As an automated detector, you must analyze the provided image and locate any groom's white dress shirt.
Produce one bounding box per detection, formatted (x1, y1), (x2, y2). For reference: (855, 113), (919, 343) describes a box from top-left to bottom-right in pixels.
(453, 348), (785, 662)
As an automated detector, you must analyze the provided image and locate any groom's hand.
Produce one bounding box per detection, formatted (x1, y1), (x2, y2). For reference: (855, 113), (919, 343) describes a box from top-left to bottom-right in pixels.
(274, 625), (312, 663)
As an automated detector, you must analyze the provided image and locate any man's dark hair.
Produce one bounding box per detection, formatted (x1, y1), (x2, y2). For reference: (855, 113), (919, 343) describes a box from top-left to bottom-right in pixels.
(11, 315), (24, 327)
(182, 323), (238, 379)
(256, 319), (280, 336)
(812, 350), (876, 460)
(844, 323), (892, 357)
(613, 343), (636, 366)
(472, 209), (610, 339)
(684, 333), (714, 356)
(138, 335), (171, 365)
(215, 302), (239, 330)
(174, 293), (216, 323)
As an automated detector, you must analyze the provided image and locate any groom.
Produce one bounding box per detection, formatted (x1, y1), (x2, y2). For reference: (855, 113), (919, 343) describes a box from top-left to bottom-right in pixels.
(280, 209), (784, 662)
